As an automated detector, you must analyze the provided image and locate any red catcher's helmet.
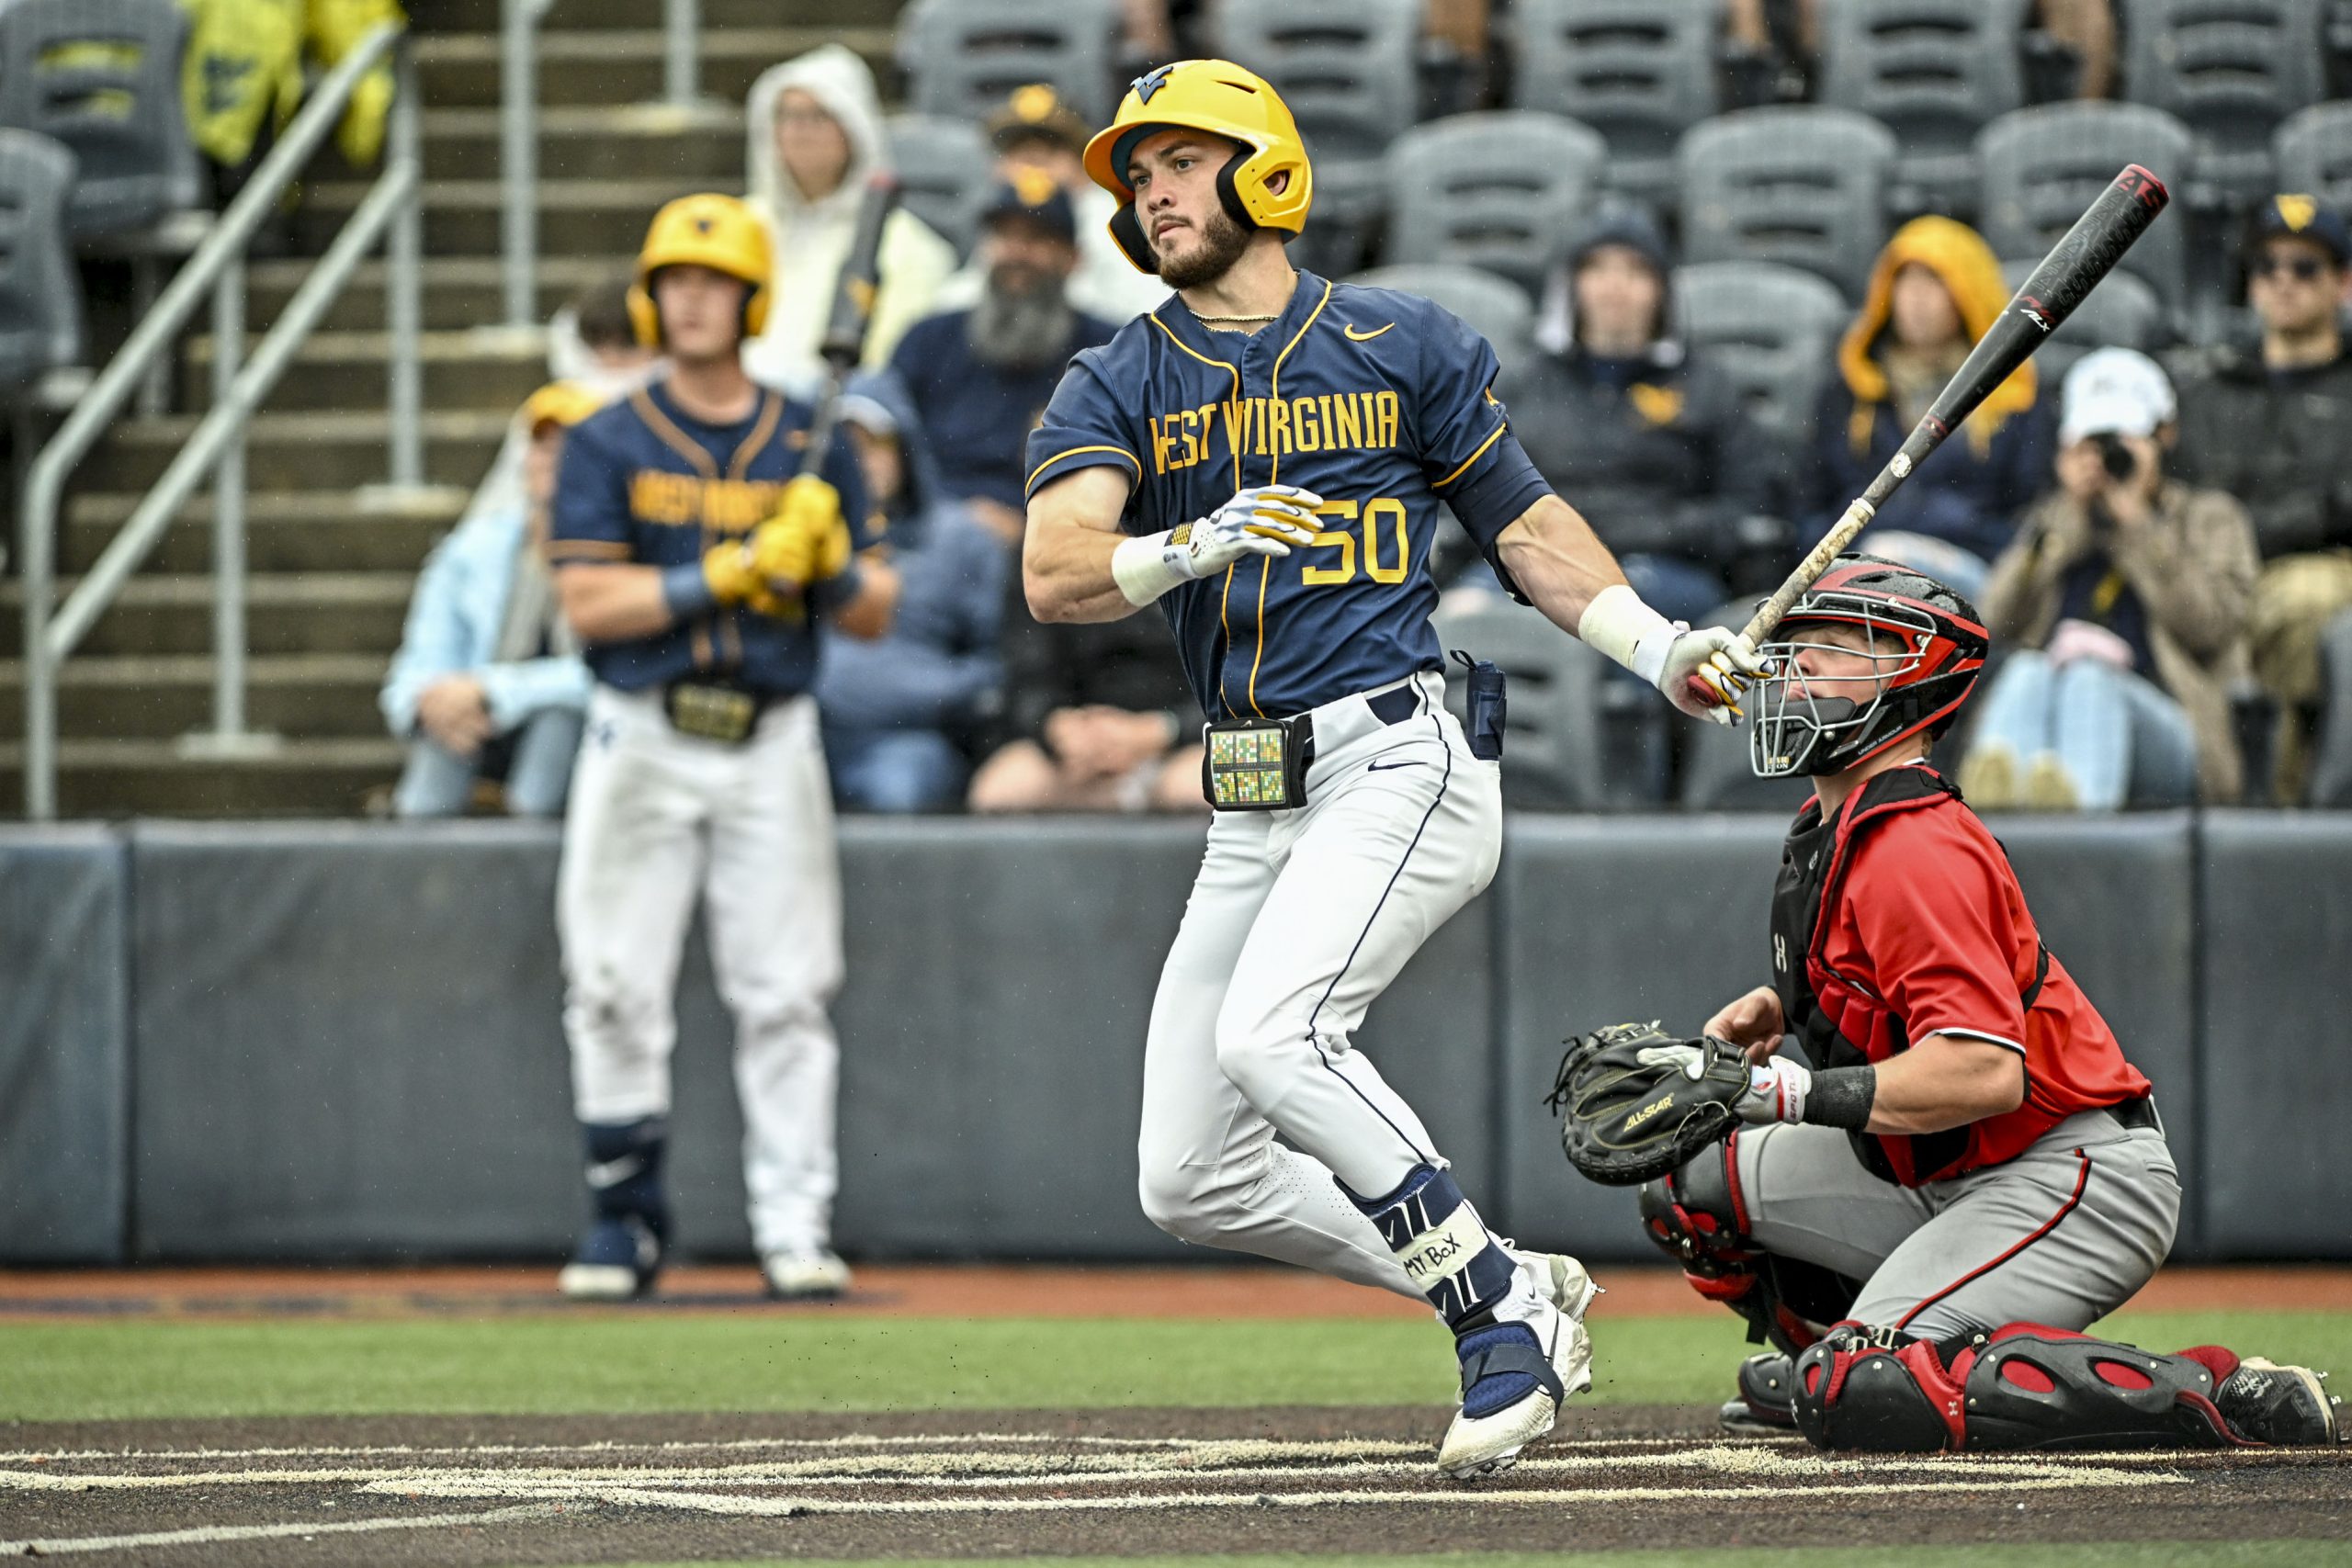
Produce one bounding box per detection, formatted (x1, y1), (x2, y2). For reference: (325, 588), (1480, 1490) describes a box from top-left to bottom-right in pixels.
(1748, 555), (1989, 780)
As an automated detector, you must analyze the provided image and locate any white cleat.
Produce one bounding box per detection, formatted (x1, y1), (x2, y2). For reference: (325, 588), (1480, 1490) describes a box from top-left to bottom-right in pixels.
(1508, 1244), (1602, 1323)
(763, 1249), (854, 1300)
(1436, 1302), (1592, 1481)
(556, 1262), (644, 1302)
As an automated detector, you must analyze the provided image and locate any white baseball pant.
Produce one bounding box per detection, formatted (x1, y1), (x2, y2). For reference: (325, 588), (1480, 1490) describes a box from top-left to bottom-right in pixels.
(1137, 670), (1503, 1301)
(559, 683), (844, 1257)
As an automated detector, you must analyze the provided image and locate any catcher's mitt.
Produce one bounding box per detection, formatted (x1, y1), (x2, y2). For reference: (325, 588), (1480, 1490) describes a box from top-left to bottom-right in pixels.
(1546, 1021), (1752, 1186)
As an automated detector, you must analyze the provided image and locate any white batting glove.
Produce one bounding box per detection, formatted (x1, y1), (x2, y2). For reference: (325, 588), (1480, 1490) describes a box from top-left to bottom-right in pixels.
(1111, 485), (1324, 606)
(1635, 1043), (1811, 1124)
(1659, 626), (1767, 726)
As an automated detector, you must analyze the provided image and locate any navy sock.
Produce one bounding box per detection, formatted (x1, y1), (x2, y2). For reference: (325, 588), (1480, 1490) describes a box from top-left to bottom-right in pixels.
(1342, 1164), (1519, 1334)
(582, 1117), (669, 1241)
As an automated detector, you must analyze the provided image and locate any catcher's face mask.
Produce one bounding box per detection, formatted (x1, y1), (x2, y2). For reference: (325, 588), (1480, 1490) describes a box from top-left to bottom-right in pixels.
(1750, 612), (1936, 778)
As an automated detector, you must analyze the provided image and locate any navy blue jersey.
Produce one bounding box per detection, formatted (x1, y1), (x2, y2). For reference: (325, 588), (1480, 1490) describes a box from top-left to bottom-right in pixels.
(550, 379), (873, 695)
(1023, 270), (1551, 718)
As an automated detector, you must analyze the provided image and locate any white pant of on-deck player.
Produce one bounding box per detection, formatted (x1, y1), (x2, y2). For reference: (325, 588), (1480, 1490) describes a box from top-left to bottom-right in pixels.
(559, 683), (844, 1257)
(1138, 670), (1504, 1302)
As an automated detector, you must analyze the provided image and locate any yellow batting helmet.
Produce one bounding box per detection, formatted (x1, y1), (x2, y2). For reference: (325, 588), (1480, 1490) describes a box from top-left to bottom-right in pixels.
(1082, 60), (1313, 275)
(520, 379), (607, 435)
(628, 193), (774, 346)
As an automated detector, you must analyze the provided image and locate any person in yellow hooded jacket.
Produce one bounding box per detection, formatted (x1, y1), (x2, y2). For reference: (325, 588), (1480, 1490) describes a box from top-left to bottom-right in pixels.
(1804, 217), (2055, 599)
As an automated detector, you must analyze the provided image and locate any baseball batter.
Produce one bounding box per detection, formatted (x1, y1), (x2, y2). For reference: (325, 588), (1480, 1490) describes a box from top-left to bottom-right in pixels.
(1022, 61), (1762, 1478)
(548, 193), (897, 1303)
(1636, 555), (2341, 1450)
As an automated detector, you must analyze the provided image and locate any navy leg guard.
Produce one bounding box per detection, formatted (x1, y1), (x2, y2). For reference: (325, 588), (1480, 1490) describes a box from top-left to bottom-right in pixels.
(583, 1116), (670, 1240)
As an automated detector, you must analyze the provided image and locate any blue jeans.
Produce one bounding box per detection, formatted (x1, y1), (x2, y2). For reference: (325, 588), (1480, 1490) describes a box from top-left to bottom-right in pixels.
(825, 727), (967, 813)
(395, 706), (583, 818)
(1967, 650), (2198, 809)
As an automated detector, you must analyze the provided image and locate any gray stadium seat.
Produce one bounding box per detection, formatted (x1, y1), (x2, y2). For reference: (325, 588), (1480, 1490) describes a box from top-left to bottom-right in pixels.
(895, 0), (1125, 126)
(1976, 103), (2196, 326)
(1430, 597), (1610, 810)
(0, 129), (82, 392)
(0, 0), (198, 238)
(885, 114), (992, 259)
(1815, 0), (2029, 219)
(2311, 607), (2352, 807)
(1345, 263), (1535, 364)
(1211, 0), (1421, 269)
(2274, 101), (2352, 215)
(1379, 113), (1605, 296)
(1678, 107), (1897, 300)
(1673, 260), (1849, 442)
(1506, 0), (1720, 208)
(1677, 598), (1815, 812)
(2120, 0), (2327, 204)
(1998, 256), (2166, 385)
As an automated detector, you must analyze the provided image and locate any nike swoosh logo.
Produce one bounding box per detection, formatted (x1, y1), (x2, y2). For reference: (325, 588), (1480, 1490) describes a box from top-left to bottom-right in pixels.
(584, 1156), (645, 1189)
(1343, 322), (1394, 342)
(1366, 758), (1422, 772)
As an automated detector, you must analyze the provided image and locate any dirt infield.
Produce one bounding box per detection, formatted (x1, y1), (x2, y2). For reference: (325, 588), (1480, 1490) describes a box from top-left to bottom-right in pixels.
(5, 1263), (2349, 1322)
(4, 1404), (2350, 1565)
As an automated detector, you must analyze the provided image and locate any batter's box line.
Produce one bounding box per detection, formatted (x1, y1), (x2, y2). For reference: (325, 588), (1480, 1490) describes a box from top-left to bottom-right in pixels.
(0, 1430), (1272, 1465)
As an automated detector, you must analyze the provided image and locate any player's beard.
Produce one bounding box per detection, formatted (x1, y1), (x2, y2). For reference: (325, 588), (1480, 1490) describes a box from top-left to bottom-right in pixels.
(1156, 209), (1252, 292)
(968, 261), (1076, 371)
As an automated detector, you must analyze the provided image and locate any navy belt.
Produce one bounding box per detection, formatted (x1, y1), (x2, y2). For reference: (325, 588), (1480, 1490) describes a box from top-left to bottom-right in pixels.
(1366, 684), (1420, 727)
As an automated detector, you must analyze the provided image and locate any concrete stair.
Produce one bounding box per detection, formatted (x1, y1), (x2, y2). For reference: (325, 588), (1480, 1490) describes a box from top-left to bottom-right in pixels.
(23, 0), (909, 818)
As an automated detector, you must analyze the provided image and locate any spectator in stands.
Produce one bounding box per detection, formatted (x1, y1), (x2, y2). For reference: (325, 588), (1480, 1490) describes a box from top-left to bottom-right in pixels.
(2172, 196), (2352, 803)
(548, 275), (661, 393)
(1722, 1), (2111, 100)
(380, 382), (599, 818)
(1961, 349), (2256, 810)
(932, 85), (1169, 325)
(1807, 216), (2053, 600)
(1506, 208), (1781, 624)
(885, 175), (1118, 541)
(741, 43), (956, 393)
(968, 559), (1205, 816)
(817, 378), (1009, 813)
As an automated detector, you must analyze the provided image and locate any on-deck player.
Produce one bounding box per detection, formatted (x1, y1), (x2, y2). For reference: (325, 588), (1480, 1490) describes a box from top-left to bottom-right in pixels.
(548, 193), (898, 1303)
(1639, 555), (2340, 1450)
(1022, 60), (1764, 1478)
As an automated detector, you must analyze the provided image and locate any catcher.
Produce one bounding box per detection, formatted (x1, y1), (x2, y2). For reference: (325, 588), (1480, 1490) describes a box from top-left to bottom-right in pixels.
(1554, 555), (2341, 1451)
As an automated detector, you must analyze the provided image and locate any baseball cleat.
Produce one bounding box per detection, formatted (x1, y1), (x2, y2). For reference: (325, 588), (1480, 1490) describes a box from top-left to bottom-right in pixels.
(763, 1248), (854, 1300)
(2215, 1359), (2342, 1446)
(1437, 1303), (1591, 1481)
(1718, 1351), (1800, 1438)
(559, 1215), (662, 1301)
(1508, 1245), (1600, 1322)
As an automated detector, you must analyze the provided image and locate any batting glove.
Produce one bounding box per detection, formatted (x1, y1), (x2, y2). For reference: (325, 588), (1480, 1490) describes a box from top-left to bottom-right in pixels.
(749, 476), (854, 591)
(1579, 584), (1765, 726)
(1637, 1042), (1811, 1124)
(1110, 484), (1324, 606)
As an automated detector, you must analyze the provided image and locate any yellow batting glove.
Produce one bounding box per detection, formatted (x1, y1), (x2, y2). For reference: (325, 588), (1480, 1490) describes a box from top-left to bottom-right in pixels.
(750, 475), (853, 590)
(701, 538), (762, 605)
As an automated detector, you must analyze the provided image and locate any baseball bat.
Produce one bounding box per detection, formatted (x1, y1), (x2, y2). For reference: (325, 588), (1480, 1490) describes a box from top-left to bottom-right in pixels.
(1737, 164), (2171, 649)
(797, 171), (900, 478)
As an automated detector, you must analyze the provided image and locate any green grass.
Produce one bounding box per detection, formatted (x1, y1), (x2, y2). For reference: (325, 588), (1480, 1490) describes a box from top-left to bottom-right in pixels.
(2, 1310), (2347, 1424)
(604, 1550), (2352, 1568)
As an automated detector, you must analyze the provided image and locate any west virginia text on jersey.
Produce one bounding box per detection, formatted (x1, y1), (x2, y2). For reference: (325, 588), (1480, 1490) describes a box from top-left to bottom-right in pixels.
(1025, 272), (1550, 719)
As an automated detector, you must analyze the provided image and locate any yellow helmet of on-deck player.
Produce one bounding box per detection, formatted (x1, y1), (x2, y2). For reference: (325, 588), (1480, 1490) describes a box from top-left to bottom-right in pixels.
(627, 193), (774, 346)
(1081, 60), (1313, 275)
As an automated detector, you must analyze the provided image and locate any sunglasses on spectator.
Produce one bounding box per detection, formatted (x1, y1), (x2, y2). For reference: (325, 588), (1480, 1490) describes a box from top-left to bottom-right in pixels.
(2249, 254), (2335, 281)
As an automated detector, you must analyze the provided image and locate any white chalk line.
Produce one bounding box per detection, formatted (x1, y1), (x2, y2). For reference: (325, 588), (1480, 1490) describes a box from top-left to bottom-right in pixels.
(0, 1501), (568, 1557)
(0, 1430), (1237, 1464)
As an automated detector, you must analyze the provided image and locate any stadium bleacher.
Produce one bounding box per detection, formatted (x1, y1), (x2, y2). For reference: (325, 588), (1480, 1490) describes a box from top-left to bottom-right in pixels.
(6, 0), (2350, 817)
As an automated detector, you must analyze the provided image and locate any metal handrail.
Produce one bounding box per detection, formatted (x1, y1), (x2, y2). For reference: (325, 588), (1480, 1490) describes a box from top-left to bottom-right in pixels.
(17, 24), (423, 819)
(502, 0), (707, 328)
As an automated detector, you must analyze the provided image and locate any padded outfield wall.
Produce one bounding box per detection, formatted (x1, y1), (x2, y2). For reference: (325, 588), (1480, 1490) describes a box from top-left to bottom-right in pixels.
(0, 814), (2344, 1265)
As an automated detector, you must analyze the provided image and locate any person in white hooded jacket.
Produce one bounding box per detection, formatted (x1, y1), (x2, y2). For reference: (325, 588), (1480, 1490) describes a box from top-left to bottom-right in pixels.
(742, 43), (957, 395)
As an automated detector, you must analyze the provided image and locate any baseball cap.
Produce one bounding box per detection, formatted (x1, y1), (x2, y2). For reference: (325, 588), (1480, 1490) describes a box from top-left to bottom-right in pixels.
(987, 83), (1090, 156)
(521, 379), (606, 435)
(2060, 347), (2177, 446)
(2244, 194), (2350, 267)
(978, 168), (1078, 245)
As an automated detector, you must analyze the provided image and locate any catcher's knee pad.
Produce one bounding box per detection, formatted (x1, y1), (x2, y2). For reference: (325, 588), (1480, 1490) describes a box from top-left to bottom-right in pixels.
(1792, 1324), (2243, 1452)
(1639, 1136), (1856, 1356)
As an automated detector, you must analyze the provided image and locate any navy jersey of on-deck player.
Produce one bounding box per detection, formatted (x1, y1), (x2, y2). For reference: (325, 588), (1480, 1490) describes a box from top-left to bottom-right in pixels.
(1023, 269), (1551, 718)
(550, 379), (873, 695)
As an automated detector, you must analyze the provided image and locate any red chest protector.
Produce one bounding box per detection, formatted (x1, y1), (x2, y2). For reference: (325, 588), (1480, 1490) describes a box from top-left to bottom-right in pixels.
(1768, 766), (2052, 1186)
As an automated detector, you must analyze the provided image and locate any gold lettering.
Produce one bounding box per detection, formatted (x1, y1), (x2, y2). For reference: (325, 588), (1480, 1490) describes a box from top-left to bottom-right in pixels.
(1180, 407), (1203, 468)
(1292, 396), (1320, 453)
(1376, 389), (1400, 450)
(1333, 392), (1363, 450)
(1302, 499), (1358, 585)
(1220, 396), (1250, 463)
(1267, 396), (1292, 457)
(1317, 394), (1335, 449)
